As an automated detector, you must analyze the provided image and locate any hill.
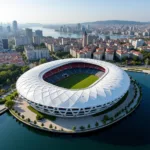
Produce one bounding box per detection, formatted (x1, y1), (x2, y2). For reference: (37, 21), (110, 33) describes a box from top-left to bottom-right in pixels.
(83, 20), (150, 25)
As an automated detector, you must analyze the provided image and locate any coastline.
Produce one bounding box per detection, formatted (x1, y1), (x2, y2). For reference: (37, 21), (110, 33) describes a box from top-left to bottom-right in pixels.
(9, 82), (142, 134)
(121, 67), (150, 74)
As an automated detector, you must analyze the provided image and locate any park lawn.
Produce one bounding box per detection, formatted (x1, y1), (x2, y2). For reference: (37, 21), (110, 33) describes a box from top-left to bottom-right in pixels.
(27, 106), (56, 121)
(56, 74), (99, 89)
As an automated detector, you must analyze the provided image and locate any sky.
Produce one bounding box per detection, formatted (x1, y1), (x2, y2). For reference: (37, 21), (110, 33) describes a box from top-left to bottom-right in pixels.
(0, 0), (150, 24)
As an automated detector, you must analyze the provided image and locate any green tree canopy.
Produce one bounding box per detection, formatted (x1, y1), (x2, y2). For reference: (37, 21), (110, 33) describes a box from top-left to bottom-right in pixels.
(39, 58), (47, 64)
(5, 100), (15, 109)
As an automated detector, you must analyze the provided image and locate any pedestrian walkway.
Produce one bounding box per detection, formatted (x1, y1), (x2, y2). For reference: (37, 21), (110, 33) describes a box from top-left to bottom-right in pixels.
(0, 104), (7, 115)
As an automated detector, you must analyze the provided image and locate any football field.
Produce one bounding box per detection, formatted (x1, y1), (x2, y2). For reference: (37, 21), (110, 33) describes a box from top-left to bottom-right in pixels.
(56, 73), (99, 89)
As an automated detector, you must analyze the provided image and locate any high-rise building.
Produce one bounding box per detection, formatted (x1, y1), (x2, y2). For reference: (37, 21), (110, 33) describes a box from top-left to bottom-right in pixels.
(0, 26), (3, 32)
(14, 36), (30, 46)
(24, 45), (50, 61)
(77, 23), (81, 31)
(87, 35), (98, 45)
(33, 36), (41, 45)
(7, 26), (11, 32)
(87, 24), (90, 30)
(81, 26), (86, 32)
(12, 20), (18, 32)
(82, 31), (87, 47)
(25, 28), (33, 44)
(35, 30), (43, 37)
(60, 26), (63, 32)
(0, 39), (3, 50)
(2, 39), (8, 49)
(132, 39), (144, 49)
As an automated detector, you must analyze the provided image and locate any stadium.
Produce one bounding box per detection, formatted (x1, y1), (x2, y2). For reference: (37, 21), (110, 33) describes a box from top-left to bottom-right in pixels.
(16, 58), (130, 118)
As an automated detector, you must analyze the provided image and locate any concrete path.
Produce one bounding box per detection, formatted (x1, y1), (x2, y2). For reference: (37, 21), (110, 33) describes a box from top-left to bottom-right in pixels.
(0, 104), (7, 115)
(122, 67), (150, 74)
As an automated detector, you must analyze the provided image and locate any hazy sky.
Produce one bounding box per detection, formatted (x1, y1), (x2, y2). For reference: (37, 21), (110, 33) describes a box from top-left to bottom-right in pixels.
(0, 0), (150, 24)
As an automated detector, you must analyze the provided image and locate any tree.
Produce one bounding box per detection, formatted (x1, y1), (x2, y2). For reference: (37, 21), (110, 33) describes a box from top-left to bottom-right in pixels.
(10, 95), (15, 100)
(103, 115), (109, 121)
(6, 79), (11, 84)
(27, 118), (30, 122)
(34, 120), (37, 124)
(5, 100), (15, 109)
(87, 124), (91, 129)
(133, 56), (139, 61)
(39, 58), (47, 64)
(15, 46), (24, 52)
(95, 122), (99, 127)
(125, 60), (128, 66)
(72, 126), (76, 131)
(80, 126), (85, 130)
(40, 43), (46, 48)
(11, 84), (15, 89)
(21, 66), (29, 73)
(145, 58), (149, 67)
(49, 124), (53, 128)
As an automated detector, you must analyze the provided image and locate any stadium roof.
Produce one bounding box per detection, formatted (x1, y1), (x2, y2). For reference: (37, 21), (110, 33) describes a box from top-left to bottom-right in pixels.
(16, 58), (130, 108)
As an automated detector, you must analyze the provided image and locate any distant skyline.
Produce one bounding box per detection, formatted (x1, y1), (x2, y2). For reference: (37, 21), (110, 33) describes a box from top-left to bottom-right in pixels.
(0, 0), (150, 24)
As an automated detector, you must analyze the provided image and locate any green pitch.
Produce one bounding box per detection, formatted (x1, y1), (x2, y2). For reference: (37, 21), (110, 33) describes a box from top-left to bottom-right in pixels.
(56, 74), (99, 89)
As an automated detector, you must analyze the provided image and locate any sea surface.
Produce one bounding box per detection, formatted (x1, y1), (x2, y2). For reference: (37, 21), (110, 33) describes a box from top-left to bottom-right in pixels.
(0, 72), (150, 150)
(29, 26), (134, 39)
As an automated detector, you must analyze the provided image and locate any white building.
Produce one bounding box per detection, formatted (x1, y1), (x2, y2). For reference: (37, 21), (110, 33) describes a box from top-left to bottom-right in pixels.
(64, 45), (71, 52)
(138, 46), (150, 52)
(47, 43), (53, 52)
(77, 51), (86, 58)
(25, 28), (33, 44)
(87, 35), (98, 45)
(93, 51), (104, 60)
(35, 30), (43, 37)
(143, 32), (149, 37)
(82, 31), (87, 47)
(93, 48), (104, 60)
(33, 36), (41, 45)
(132, 39), (145, 49)
(16, 59), (130, 118)
(52, 44), (63, 52)
(129, 50), (143, 60)
(24, 45), (50, 61)
(12, 20), (18, 32)
(105, 48), (114, 61)
(116, 50), (129, 60)
(14, 36), (30, 46)
(70, 48), (78, 58)
(70, 46), (92, 58)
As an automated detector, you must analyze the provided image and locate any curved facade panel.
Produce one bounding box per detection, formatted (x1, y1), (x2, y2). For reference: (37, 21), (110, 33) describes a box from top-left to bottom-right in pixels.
(16, 58), (130, 117)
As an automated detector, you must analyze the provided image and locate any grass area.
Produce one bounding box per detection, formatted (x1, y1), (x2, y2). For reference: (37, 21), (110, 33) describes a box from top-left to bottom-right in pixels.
(56, 74), (99, 89)
(127, 68), (150, 71)
(27, 106), (56, 121)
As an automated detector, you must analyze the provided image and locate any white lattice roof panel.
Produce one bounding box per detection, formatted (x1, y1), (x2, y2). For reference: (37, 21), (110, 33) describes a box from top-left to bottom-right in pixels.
(16, 58), (130, 108)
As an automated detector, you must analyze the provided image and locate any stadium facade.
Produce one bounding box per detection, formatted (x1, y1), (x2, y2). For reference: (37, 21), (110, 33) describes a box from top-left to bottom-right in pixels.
(16, 59), (130, 118)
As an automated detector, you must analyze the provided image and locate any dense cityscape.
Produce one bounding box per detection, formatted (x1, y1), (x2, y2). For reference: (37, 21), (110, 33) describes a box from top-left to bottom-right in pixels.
(0, 20), (150, 67)
(0, 0), (150, 150)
